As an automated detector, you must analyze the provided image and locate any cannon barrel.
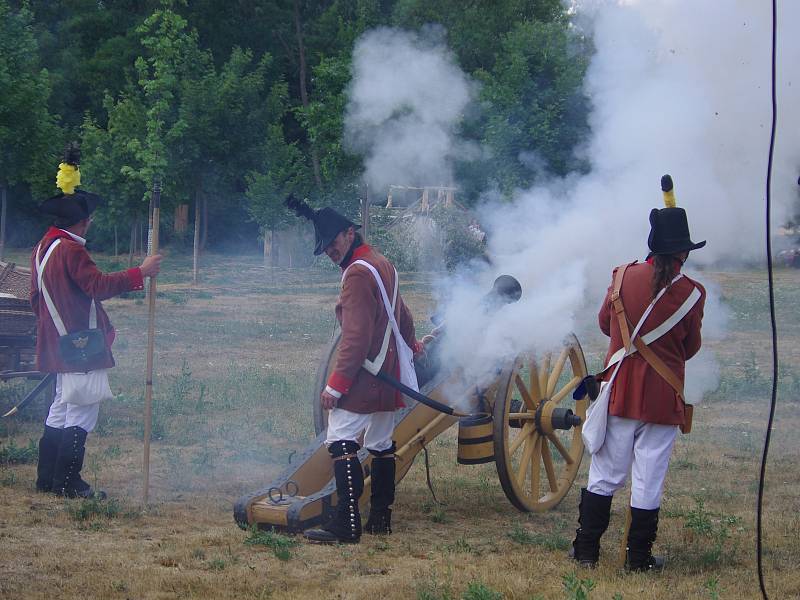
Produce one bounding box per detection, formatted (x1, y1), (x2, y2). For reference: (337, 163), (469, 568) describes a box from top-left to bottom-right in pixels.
(432, 274), (521, 326)
(485, 274), (522, 306)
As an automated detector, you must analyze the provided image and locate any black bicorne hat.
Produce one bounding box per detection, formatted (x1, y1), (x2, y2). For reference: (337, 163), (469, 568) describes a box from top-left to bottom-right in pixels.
(647, 207), (706, 255)
(646, 174), (706, 256)
(285, 196), (360, 255)
(39, 143), (104, 227)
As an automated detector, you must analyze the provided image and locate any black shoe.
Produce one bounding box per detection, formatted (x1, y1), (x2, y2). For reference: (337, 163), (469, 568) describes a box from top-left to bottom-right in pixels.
(364, 508), (392, 535)
(571, 488), (613, 567)
(36, 425), (63, 493)
(365, 447), (395, 535)
(568, 545), (598, 569)
(303, 440), (363, 544)
(626, 554), (665, 572)
(625, 507), (664, 573)
(304, 520), (361, 544)
(51, 426), (107, 499)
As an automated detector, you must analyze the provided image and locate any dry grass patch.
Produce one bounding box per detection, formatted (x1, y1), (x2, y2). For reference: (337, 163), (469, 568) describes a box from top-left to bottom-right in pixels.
(2, 256), (800, 598)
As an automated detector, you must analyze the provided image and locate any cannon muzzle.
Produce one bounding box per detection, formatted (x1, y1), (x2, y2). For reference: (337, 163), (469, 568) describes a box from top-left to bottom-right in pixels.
(484, 274), (522, 306)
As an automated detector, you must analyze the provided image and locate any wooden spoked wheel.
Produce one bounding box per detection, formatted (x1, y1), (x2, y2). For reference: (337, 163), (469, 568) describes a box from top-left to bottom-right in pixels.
(313, 333), (341, 436)
(493, 334), (588, 512)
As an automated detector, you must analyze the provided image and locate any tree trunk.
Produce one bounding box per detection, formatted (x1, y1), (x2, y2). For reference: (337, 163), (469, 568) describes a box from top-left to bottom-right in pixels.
(270, 226), (278, 268)
(361, 184), (370, 243)
(293, 0), (323, 189)
(200, 194), (208, 251)
(263, 229), (270, 267)
(0, 184), (7, 262)
(193, 196), (201, 285)
(128, 220), (135, 267)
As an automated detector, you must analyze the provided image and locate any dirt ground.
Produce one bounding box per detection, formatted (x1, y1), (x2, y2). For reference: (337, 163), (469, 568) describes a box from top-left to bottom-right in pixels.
(1, 251), (799, 600)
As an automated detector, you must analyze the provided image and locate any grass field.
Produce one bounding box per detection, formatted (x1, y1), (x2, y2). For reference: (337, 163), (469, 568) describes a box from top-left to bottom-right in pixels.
(1, 250), (800, 600)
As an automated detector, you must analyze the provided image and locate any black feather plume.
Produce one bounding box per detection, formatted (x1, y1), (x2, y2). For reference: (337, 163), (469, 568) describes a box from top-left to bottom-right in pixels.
(285, 195), (316, 221)
(63, 142), (81, 167)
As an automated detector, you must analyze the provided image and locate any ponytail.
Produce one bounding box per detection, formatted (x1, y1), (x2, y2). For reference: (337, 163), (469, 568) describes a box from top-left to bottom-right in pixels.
(651, 254), (679, 299)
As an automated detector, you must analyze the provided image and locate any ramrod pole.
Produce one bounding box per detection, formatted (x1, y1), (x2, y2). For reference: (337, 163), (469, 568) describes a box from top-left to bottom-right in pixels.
(143, 178), (161, 505)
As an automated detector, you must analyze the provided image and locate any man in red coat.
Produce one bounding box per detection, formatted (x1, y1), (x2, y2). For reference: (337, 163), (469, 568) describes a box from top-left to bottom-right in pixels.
(572, 198), (706, 571)
(31, 147), (161, 498)
(286, 197), (420, 544)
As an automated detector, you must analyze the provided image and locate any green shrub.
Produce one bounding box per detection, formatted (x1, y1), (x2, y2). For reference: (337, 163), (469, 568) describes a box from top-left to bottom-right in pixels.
(244, 527), (299, 561)
(562, 573), (595, 600)
(462, 582), (503, 600)
(0, 439), (38, 464)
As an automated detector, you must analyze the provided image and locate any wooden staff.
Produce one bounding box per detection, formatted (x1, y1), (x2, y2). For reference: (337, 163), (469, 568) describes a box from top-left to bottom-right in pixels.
(619, 503), (632, 567)
(142, 177), (161, 505)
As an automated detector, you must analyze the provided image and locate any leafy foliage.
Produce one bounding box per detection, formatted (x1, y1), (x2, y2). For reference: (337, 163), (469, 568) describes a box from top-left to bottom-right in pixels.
(244, 526), (300, 561)
(3, 0), (593, 250)
(0, 439), (38, 464)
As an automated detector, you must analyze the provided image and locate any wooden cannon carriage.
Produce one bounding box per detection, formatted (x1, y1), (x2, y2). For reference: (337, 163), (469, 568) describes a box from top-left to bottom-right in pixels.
(235, 280), (589, 532)
(0, 260), (54, 416)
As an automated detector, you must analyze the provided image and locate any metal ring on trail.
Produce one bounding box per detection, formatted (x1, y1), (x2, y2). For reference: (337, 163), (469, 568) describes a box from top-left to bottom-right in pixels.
(267, 486), (284, 504)
(284, 480), (299, 497)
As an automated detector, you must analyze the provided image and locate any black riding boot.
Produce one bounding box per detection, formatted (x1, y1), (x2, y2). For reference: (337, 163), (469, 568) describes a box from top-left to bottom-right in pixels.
(626, 507), (665, 572)
(365, 443), (396, 534)
(36, 425), (63, 492)
(570, 488), (613, 568)
(51, 426), (105, 499)
(304, 440), (363, 544)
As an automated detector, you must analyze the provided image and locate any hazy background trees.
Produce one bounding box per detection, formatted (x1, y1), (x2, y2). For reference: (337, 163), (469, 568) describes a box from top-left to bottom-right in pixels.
(1, 0), (592, 256)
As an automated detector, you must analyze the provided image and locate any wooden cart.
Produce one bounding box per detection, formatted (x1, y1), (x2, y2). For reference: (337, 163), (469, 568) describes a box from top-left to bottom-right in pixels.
(235, 315), (588, 531)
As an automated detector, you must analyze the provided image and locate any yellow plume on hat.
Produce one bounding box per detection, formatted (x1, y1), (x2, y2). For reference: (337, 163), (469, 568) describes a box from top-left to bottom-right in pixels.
(55, 142), (81, 195)
(56, 163), (81, 195)
(660, 174), (676, 208)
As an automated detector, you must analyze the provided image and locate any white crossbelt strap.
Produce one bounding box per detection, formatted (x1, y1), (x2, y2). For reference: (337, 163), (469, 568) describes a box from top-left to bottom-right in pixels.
(35, 239), (97, 336)
(341, 259), (399, 376)
(603, 283), (666, 388)
(605, 274), (701, 368)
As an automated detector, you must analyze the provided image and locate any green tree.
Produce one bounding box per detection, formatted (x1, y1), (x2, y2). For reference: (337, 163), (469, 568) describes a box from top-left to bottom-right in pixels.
(0, 0), (60, 258)
(80, 92), (150, 257)
(475, 19), (591, 189)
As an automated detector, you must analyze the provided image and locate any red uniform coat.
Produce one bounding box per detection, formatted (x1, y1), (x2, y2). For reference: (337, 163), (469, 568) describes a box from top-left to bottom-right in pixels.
(326, 244), (417, 414)
(30, 227), (144, 373)
(599, 261), (705, 426)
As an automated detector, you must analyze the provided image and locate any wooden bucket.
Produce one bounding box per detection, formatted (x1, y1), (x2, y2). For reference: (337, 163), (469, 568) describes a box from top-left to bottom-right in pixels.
(456, 414), (495, 465)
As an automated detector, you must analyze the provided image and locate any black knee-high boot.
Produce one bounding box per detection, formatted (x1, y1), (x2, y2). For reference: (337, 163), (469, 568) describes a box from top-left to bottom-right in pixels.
(626, 507), (665, 572)
(304, 440), (363, 543)
(365, 443), (396, 534)
(36, 425), (63, 492)
(571, 488), (613, 567)
(51, 426), (105, 499)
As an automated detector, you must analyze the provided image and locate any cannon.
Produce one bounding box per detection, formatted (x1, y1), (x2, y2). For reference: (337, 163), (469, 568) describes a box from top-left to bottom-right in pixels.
(234, 276), (589, 531)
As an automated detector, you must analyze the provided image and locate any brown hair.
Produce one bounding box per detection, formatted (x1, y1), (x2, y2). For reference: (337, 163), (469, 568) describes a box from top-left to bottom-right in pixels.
(650, 254), (680, 299)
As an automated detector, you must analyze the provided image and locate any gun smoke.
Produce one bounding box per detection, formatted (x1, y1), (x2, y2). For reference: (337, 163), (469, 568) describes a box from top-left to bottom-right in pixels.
(344, 1), (799, 411)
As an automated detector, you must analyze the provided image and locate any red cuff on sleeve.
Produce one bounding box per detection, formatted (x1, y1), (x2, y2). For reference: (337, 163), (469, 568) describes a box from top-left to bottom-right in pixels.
(327, 371), (353, 396)
(412, 340), (425, 355)
(127, 268), (144, 291)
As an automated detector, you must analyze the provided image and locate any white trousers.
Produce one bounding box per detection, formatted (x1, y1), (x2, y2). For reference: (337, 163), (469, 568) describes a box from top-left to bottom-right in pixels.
(325, 408), (395, 453)
(45, 374), (100, 433)
(587, 416), (678, 510)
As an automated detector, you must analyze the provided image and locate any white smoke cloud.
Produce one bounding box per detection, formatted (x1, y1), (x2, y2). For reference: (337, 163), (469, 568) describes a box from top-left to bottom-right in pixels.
(344, 27), (477, 192)
(435, 0), (797, 407)
(344, 2), (798, 410)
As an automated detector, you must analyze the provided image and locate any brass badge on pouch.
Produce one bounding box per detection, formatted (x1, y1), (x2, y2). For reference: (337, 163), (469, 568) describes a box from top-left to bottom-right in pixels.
(72, 336), (89, 349)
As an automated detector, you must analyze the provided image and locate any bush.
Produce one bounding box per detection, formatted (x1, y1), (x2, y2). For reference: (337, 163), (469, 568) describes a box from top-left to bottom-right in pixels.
(369, 205), (487, 271)
(0, 439), (38, 464)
